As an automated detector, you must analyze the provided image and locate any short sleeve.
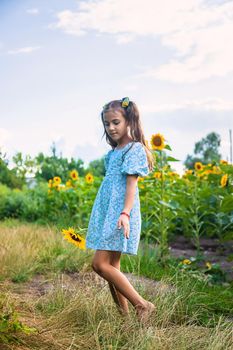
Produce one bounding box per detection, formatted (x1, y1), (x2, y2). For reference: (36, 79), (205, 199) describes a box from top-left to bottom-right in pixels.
(104, 150), (113, 171)
(121, 142), (149, 177)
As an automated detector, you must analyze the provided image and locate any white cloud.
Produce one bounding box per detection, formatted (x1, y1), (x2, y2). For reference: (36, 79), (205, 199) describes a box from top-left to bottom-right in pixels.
(53, 0), (200, 37)
(52, 0), (233, 82)
(26, 8), (39, 15)
(7, 46), (41, 55)
(116, 34), (135, 44)
(141, 98), (233, 113)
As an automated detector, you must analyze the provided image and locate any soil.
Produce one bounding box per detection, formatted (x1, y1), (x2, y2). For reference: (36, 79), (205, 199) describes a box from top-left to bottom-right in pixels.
(168, 235), (233, 281)
(6, 270), (172, 303)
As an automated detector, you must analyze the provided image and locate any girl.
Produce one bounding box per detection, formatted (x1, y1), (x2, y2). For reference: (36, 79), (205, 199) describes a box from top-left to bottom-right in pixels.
(85, 97), (155, 323)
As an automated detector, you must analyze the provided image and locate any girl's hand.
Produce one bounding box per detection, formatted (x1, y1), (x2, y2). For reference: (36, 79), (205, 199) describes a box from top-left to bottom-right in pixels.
(117, 214), (130, 239)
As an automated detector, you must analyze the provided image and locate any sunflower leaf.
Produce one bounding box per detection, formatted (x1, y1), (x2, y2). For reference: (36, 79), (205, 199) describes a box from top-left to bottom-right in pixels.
(166, 156), (180, 162)
(164, 144), (172, 151)
(158, 200), (177, 209)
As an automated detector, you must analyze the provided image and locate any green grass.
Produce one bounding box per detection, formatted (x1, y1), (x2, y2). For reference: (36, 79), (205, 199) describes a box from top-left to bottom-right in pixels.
(121, 243), (233, 325)
(0, 219), (232, 349)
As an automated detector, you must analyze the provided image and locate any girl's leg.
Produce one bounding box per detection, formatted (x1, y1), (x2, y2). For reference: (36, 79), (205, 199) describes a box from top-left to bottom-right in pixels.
(91, 250), (152, 314)
(108, 251), (129, 315)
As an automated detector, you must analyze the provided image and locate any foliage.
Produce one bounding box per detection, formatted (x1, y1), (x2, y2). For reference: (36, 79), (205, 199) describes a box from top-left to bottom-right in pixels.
(85, 157), (105, 177)
(0, 294), (37, 344)
(12, 152), (36, 182)
(184, 132), (222, 169)
(0, 149), (24, 189)
(0, 133), (232, 272)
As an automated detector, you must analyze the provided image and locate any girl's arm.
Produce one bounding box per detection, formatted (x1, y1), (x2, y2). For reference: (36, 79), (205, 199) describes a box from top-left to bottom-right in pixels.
(123, 175), (138, 214)
(117, 175), (138, 239)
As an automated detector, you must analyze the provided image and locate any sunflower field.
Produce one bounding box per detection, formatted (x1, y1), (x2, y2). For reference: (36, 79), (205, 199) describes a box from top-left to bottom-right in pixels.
(0, 133), (232, 265)
(140, 134), (233, 259)
(1, 133), (233, 349)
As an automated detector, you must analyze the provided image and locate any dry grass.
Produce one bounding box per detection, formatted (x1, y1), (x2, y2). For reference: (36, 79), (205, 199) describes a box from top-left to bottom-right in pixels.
(0, 221), (232, 350)
(0, 221), (93, 281)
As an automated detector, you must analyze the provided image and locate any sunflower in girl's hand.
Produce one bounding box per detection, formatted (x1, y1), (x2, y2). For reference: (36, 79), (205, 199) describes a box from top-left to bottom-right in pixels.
(61, 227), (86, 250)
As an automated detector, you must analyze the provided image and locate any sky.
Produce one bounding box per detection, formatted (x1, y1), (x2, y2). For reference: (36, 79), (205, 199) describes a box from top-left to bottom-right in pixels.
(0, 0), (233, 175)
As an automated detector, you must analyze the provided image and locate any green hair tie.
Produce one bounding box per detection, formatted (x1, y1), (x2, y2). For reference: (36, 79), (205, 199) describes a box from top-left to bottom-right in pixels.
(121, 97), (130, 108)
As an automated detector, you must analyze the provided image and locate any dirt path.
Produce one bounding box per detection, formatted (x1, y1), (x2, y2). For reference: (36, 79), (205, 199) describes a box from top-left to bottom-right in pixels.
(7, 270), (174, 303)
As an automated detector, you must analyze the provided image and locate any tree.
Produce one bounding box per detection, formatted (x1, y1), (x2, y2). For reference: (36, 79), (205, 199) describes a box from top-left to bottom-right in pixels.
(34, 144), (85, 182)
(184, 132), (221, 169)
(86, 157), (105, 177)
(12, 152), (36, 181)
(0, 149), (24, 188)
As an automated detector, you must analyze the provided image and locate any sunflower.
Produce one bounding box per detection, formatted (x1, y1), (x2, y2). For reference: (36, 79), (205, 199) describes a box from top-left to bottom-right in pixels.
(220, 174), (228, 187)
(212, 166), (221, 174)
(54, 184), (61, 191)
(182, 259), (191, 265)
(53, 176), (61, 184)
(85, 173), (94, 184)
(66, 180), (73, 188)
(220, 160), (228, 165)
(205, 261), (212, 270)
(150, 133), (165, 151)
(153, 171), (162, 179)
(138, 183), (145, 189)
(61, 227), (86, 250)
(194, 162), (203, 171)
(168, 171), (179, 178)
(48, 179), (53, 188)
(204, 169), (212, 175)
(138, 176), (144, 182)
(70, 169), (79, 181)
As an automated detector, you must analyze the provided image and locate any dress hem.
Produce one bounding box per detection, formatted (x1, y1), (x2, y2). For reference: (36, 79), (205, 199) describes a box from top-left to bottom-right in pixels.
(85, 245), (137, 256)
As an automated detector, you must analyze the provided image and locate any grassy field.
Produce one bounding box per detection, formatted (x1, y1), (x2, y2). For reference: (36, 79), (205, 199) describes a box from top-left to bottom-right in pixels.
(0, 219), (233, 350)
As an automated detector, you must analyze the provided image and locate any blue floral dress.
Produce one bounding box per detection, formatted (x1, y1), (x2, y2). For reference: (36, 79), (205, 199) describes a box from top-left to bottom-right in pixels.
(85, 141), (149, 255)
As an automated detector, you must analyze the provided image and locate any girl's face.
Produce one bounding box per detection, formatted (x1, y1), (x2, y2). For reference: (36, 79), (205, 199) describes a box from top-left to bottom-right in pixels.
(103, 109), (129, 143)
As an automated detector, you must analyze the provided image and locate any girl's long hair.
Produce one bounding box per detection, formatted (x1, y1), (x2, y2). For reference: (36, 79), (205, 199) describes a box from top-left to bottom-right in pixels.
(101, 99), (155, 172)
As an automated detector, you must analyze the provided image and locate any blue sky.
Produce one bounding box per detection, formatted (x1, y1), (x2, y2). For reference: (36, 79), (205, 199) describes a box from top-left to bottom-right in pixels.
(0, 0), (232, 174)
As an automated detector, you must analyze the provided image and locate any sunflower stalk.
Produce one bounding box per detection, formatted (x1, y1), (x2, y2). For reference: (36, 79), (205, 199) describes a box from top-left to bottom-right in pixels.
(185, 179), (204, 259)
(148, 134), (176, 262)
(156, 150), (170, 262)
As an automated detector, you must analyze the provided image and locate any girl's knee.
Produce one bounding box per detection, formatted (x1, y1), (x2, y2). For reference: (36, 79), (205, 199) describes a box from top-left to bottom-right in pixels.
(91, 261), (106, 274)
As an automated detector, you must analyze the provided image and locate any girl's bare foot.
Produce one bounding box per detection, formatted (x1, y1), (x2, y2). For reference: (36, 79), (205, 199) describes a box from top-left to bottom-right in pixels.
(117, 306), (130, 318)
(135, 301), (156, 324)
